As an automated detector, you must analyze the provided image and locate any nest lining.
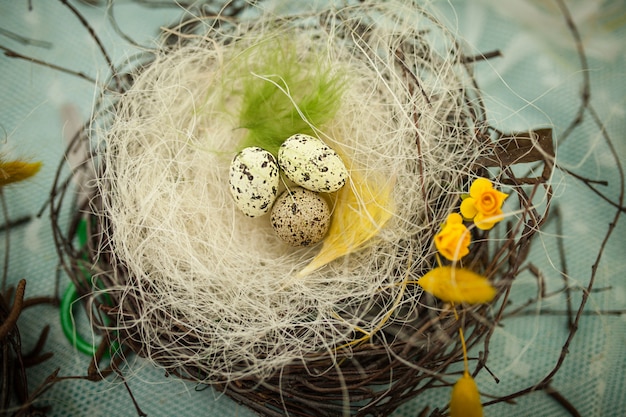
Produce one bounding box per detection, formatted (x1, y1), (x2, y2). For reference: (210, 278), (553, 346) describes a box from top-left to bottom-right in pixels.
(82, 1), (492, 385)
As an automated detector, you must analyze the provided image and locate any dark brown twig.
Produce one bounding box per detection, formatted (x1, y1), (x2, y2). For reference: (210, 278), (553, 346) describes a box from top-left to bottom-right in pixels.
(555, 206), (574, 330)
(0, 44), (98, 85)
(0, 215), (32, 234)
(0, 279), (26, 340)
(57, 0), (121, 90)
(0, 190), (10, 294)
(461, 50), (502, 64)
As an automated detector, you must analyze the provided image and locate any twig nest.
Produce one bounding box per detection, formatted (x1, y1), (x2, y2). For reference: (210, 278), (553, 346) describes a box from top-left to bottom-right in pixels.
(85, 0), (491, 384)
(270, 187), (331, 247)
(229, 147), (280, 217)
(278, 134), (348, 193)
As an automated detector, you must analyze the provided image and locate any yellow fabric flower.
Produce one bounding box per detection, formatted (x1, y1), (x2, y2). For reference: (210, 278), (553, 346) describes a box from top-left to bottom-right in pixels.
(450, 371), (483, 417)
(460, 178), (508, 230)
(434, 213), (471, 261)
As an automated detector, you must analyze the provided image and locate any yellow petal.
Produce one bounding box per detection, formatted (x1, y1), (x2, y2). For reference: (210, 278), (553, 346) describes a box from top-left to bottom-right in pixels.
(446, 212), (464, 225)
(450, 372), (483, 417)
(469, 177), (493, 198)
(417, 266), (496, 304)
(494, 189), (509, 207)
(297, 166), (394, 277)
(460, 197), (477, 220)
(0, 159), (42, 186)
(474, 212), (499, 231)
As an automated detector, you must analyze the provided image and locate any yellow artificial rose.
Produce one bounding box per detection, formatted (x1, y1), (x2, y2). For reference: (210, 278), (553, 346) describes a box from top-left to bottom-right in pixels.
(434, 213), (470, 261)
(460, 178), (508, 230)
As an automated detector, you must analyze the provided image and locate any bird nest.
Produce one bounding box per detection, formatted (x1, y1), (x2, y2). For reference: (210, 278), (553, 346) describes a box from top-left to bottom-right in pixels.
(50, 1), (554, 416)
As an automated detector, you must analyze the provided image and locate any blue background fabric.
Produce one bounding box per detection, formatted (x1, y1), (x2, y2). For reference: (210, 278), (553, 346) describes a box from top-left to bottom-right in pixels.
(0, 1), (624, 416)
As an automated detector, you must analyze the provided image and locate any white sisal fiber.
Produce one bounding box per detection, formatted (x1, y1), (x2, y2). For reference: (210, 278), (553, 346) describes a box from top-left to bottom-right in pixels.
(93, 1), (488, 382)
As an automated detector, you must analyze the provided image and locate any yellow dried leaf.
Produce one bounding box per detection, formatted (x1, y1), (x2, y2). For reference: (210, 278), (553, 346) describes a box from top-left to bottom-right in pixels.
(0, 159), (42, 187)
(450, 371), (483, 417)
(417, 266), (495, 304)
(297, 167), (394, 277)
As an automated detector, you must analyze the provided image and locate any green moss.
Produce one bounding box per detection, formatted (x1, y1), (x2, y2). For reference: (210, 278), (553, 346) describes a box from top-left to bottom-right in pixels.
(229, 36), (346, 156)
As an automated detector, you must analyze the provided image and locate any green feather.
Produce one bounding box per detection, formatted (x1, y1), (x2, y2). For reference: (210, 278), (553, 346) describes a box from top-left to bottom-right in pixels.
(229, 36), (346, 155)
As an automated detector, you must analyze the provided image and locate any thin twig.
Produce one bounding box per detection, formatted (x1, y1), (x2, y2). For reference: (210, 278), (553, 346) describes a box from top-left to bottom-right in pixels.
(546, 385), (582, 417)
(0, 214), (32, 233)
(0, 279), (26, 340)
(0, 190), (10, 293)
(0, 44), (98, 85)
(58, 0), (121, 90)
(461, 50), (502, 64)
(555, 206), (574, 330)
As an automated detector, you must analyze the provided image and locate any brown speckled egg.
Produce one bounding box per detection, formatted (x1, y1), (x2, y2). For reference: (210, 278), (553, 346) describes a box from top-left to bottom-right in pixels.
(270, 187), (331, 247)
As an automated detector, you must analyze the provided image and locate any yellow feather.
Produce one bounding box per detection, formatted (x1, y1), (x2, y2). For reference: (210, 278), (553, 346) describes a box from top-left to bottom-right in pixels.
(417, 266), (496, 304)
(0, 159), (42, 187)
(297, 164), (394, 277)
(450, 371), (483, 417)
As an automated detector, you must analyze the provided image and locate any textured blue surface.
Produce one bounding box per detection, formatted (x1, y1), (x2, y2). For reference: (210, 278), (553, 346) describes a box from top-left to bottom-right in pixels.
(1, 1), (624, 416)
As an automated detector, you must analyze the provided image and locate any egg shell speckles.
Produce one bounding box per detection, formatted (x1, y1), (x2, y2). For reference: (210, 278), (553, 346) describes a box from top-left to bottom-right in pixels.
(229, 147), (280, 217)
(278, 134), (348, 193)
(271, 187), (331, 247)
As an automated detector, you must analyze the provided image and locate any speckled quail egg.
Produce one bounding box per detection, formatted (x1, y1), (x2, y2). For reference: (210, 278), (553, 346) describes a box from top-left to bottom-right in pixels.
(278, 134), (348, 193)
(270, 187), (331, 247)
(229, 147), (280, 217)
